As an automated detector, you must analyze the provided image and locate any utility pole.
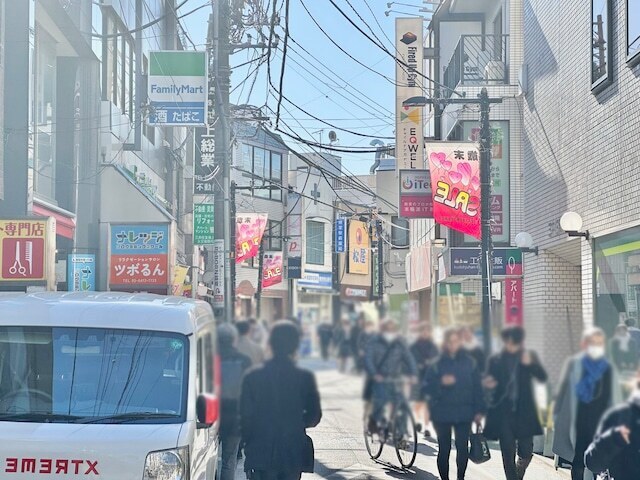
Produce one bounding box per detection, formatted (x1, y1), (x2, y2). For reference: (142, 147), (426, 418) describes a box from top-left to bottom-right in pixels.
(479, 87), (493, 356)
(376, 219), (385, 316)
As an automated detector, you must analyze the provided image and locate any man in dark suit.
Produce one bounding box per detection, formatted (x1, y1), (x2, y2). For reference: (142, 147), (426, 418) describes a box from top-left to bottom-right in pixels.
(483, 326), (548, 480)
(241, 320), (322, 480)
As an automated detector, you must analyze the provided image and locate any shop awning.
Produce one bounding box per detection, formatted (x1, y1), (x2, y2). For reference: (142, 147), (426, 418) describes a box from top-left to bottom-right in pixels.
(33, 201), (76, 239)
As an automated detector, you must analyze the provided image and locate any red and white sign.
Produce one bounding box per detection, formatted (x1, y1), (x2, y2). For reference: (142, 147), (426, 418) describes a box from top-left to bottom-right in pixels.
(0, 219), (54, 284)
(262, 251), (283, 288)
(505, 277), (523, 326)
(109, 255), (168, 285)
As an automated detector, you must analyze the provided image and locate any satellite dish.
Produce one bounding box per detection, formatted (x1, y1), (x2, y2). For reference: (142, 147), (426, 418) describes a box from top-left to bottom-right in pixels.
(328, 131), (338, 143)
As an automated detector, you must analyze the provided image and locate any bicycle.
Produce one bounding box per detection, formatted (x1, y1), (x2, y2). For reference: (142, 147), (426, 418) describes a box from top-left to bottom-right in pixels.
(363, 379), (418, 469)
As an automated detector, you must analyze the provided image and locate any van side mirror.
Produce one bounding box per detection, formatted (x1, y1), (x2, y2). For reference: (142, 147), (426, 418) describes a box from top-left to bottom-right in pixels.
(196, 393), (219, 427)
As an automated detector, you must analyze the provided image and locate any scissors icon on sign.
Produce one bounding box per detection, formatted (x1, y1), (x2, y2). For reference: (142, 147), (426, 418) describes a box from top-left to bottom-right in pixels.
(9, 242), (27, 276)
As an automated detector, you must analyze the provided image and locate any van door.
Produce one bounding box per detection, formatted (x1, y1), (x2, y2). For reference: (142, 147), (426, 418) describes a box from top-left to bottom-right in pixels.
(192, 329), (218, 480)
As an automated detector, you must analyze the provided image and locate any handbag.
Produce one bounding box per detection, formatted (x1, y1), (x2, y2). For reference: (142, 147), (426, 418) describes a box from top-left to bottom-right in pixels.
(469, 424), (492, 464)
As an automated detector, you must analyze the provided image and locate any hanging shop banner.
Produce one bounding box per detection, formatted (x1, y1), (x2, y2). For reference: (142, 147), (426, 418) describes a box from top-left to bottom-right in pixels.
(67, 254), (96, 292)
(148, 51), (207, 126)
(235, 213), (268, 263)
(335, 218), (347, 253)
(463, 121), (510, 244)
(287, 192), (302, 258)
(194, 128), (216, 194)
(505, 277), (523, 326)
(449, 247), (523, 277)
(395, 17), (425, 171)
(213, 239), (225, 308)
(428, 142), (481, 239)
(193, 203), (215, 245)
(348, 220), (370, 275)
(399, 170), (433, 218)
(109, 224), (169, 286)
(0, 219), (55, 285)
(407, 243), (432, 292)
(171, 265), (189, 296)
(262, 251), (283, 288)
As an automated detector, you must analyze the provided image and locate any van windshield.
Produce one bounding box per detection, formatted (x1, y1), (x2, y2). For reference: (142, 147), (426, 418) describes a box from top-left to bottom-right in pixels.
(0, 327), (188, 423)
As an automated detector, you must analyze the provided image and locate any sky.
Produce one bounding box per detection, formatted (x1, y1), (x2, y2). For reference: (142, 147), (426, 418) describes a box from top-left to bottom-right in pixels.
(181, 0), (429, 175)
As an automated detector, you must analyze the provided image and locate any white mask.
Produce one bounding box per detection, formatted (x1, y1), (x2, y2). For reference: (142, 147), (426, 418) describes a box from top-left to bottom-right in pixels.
(383, 332), (398, 343)
(587, 345), (606, 360)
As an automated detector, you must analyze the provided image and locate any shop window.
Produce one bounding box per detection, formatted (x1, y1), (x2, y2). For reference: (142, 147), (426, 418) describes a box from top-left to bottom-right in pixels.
(306, 221), (325, 265)
(628, 0), (640, 64)
(591, 0), (613, 92)
(391, 217), (410, 249)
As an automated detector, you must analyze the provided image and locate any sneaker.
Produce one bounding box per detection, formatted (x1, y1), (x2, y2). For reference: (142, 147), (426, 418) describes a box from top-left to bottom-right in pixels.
(423, 429), (432, 439)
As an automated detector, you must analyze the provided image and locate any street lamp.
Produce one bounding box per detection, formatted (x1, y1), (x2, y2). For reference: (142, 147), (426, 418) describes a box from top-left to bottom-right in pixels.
(514, 232), (539, 255)
(560, 211), (590, 240)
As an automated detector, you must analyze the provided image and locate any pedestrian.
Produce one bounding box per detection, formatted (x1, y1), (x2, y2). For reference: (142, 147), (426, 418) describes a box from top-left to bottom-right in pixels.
(241, 320), (322, 480)
(423, 328), (485, 480)
(350, 313), (365, 373)
(610, 323), (639, 373)
(334, 315), (352, 373)
(249, 317), (268, 348)
(460, 326), (486, 372)
(410, 322), (439, 438)
(483, 326), (548, 480)
(360, 320), (377, 403)
(236, 320), (265, 366)
(317, 320), (334, 362)
(218, 324), (252, 480)
(584, 368), (640, 480)
(624, 317), (640, 351)
(553, 328), (613, 480)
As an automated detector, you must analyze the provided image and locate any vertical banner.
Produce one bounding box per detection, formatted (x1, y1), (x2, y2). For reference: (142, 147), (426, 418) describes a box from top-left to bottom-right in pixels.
(396, 18), (425, 171)
(428, 142), (482, 239)
(235, 213), (268, 263)
(147, 51), (207, 126)
(287, 192), (302, 279)
(399, 170), (433, 218)
(67, 254), (96, 292)
(335, 217), (347, 253)
(109, 224), (169, 286)
(505, 277), (523, 326)
(213, 239), (225, 308)
(193, 203), (215, 245)
(194, 128), (216, 194)
(171, 265), (189, 296)
(348, 220), (370, 275)
(262, 251), (284, 288)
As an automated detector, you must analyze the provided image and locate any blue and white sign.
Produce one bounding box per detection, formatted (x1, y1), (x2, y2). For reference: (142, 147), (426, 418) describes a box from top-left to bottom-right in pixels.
(298, 270), (333, 290)
(67, 254), (96, 292)
(110, 224), (169, 254)
(335, 218), (347, 253)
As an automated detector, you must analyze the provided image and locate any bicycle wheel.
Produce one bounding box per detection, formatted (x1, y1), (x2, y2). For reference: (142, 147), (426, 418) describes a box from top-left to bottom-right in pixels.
(364, 419), (385, 459)
(393, 405), (417, 469)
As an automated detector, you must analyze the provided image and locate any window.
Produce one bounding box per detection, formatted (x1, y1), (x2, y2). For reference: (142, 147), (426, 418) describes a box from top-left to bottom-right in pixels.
(628, 0), (640, 64)
(592, 0), (613, 90)
(267, 220), (283, 251)
(306, 220), (325, 265)
(391, 217), (410, 248)
(241, 144), (283, 202)
(104, 13), (135, 120)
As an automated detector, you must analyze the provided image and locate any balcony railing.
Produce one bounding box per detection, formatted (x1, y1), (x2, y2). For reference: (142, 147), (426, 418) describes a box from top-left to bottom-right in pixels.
(442, 34), (509, 98)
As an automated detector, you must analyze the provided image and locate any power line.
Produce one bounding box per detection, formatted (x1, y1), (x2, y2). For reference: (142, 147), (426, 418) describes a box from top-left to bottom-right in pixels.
(274, 0), (290, 129)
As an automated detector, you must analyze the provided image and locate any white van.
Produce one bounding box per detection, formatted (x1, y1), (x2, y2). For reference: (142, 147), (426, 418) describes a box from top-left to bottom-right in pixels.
(0, 292), (220, 480)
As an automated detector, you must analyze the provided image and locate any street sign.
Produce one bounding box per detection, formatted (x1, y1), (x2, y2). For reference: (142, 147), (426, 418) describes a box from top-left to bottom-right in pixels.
(147, 51), (207, 126)
(213, 239), (225, 308)
(194, 128), (216, 194)
(193, 203), (214, 245)
(335, 218), (347, 253)
(449, 247), (522, 277)
(67, 254), (96, 292)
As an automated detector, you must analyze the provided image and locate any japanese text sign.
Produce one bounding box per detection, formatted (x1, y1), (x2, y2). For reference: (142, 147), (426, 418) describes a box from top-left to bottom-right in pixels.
(262, 251), (283, 288)
(235, 213), (268, 264)
(449, 248), (522, 277)
(193, 203), (214, 245)
(335, 218), (347, 253)
(148, 51), (207, 126)
(194, 127), (216, 194)
(428, 142), (481, 239)
(505, 277), (523, 326)
(287, 192), (302, 258)
(348, 220), (370, 275)
(109, 224), (169, 286)
(0, 219), (53, 283)
(399, 170), (433, 218)
(68, 254), (96, 292)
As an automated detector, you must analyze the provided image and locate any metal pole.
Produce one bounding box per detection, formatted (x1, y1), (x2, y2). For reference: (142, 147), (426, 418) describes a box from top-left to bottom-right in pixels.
(479, 87), (493, 355)
(377, 220), (384, 312)
(256, 241), (264, 318)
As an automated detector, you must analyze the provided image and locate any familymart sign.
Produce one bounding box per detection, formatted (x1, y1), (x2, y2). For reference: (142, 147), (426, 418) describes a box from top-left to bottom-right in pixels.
(148, 51), (207, 126)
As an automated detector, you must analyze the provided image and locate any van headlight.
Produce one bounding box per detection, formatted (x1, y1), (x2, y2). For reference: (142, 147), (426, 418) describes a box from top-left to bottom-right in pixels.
(143, 447), (189, 480)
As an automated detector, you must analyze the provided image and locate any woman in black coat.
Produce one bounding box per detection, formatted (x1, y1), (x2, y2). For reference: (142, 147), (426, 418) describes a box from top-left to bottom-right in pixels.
(241, 321), (322, 480)
(423, 328), (485, 480)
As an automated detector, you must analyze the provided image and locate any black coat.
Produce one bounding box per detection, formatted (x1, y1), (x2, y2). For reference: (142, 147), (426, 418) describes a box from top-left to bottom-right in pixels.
(483, 350), (548, 440)
(219, 345), (252, 437)
(240, 357), (322, 473)
(423, 351), (485, 424)
(585, 397), (640, 480)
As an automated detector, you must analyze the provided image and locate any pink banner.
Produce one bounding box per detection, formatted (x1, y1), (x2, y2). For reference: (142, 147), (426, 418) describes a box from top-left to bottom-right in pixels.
(428, 143), (482, 239)
(262, 251), (283, 288)
(235, 214), (268, 264)
(505, 277), (523, 326)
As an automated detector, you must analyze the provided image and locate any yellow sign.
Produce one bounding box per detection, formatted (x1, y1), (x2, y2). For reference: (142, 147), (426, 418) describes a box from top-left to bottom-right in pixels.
(171, 265), (189, 296)
(348, 220), (370, 275)
(0, 218), (55, 284)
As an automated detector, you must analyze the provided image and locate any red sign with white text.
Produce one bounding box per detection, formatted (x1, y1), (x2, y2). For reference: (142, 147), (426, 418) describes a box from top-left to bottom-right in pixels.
(428, 142), (481, 239)
(505, 277), (523, 326)
(110, 254), (168, 285)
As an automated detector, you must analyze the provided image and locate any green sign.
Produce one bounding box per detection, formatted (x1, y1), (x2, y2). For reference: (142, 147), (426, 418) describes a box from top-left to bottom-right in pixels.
(194, 204), (214, 245)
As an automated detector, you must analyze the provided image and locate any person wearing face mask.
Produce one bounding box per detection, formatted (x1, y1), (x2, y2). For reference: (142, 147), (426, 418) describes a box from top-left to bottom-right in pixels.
(364, 319), (418, 431)
(585, 368), (640, 480)
(553, 328), (613, 480)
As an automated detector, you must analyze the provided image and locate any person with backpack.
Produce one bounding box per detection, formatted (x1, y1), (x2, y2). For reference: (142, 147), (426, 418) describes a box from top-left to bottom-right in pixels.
(218, 324), (252, 480)
(423, 328), (485, 480)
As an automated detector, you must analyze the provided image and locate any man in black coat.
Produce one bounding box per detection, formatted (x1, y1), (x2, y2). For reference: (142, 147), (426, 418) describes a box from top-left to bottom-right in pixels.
(584, 370), (640, 480)
(483, 327), (548, 480)
(241, 320), (322, 480)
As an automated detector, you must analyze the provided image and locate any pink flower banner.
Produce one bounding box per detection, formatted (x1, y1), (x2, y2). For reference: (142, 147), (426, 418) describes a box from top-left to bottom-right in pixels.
(235, 213), (268, 264)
